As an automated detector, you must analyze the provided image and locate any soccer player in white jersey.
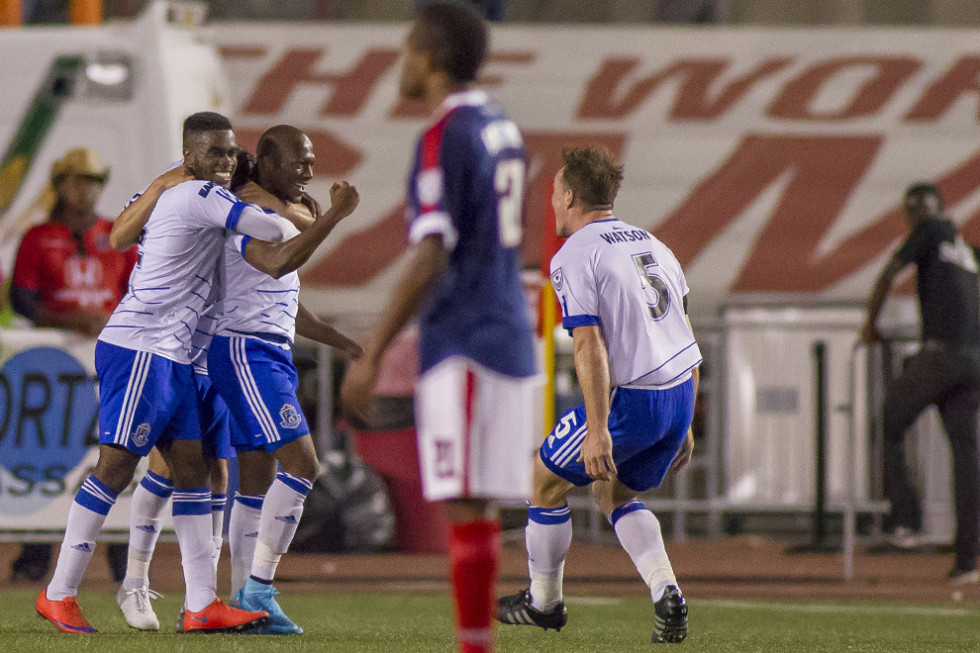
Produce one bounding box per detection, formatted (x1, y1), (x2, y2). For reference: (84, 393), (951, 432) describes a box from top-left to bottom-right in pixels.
(497, 146), (701, 645)
(34, 112), (330, 635)
(206, 125), (360, 635)
(103, 162), (237, 631)
(102, 128), (359, 634)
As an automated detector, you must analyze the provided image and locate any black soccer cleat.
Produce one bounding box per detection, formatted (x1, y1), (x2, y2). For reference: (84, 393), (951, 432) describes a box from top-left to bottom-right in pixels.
(653, 585), (687, 644)
(497, 588), (568, 632)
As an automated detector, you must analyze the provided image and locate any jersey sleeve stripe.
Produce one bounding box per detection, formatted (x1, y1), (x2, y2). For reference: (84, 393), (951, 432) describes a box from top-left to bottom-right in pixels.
(562, 314), (602, 330)
(409, 211), (458, 250)
(421, 113), (453, 170)
(225, 201), (248, 231)
(239, 236), (252, 256)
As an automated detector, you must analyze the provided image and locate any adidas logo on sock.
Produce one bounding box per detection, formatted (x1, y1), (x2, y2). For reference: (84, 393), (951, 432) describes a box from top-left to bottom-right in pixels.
(71, 542), (93, 552)
(274, 515), (298, 524)
(245, 531), (259, 538)
(136, 524), (157, 533)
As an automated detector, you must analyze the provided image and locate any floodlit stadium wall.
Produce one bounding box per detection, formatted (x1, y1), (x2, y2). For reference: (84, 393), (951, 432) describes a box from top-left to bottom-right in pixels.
(1, 15), (974, 536)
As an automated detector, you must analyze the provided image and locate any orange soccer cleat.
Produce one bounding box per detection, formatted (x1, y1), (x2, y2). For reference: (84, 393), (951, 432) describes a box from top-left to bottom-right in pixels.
(181, 597), (269, 634)
(36, 589), (98, 634)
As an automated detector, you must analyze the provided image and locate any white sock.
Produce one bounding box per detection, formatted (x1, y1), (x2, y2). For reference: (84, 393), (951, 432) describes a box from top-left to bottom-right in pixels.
(172, 487), (216, 612)
(250, 472), (312, 582)
(211, 493), (227, 572)
(525, 504), (572, 611)
(47, 476), (117, 601)
(123, 471), (173, 591)
(229, 493), (263, 598)
(611, 501), (677, 601)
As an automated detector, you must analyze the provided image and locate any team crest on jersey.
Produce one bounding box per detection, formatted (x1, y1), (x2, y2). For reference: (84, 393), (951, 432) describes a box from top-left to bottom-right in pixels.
(551, 268), (563, 292)
(279, 404), (302, 429)
(131, 422), (151, 447)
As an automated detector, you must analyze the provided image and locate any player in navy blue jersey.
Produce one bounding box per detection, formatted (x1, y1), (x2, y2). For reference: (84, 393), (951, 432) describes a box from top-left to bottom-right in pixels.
(341, 3), (537, 652)
(861, 182), (980, 585)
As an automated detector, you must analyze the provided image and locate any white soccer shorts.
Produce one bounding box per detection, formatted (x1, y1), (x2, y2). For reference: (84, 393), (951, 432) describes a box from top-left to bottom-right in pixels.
(415, 356), (539, 502)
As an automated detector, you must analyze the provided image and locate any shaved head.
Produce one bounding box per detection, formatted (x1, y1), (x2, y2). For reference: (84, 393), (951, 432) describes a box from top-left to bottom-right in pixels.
(256, 125), (315, 203)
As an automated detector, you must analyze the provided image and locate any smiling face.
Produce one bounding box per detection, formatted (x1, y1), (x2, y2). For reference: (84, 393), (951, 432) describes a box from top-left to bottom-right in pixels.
(183, 129), (238, 189)
(265, 134), (315, 203)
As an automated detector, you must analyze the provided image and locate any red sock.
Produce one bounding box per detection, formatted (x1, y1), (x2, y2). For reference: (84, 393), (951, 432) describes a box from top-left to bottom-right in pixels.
(449, 519), (501, 653)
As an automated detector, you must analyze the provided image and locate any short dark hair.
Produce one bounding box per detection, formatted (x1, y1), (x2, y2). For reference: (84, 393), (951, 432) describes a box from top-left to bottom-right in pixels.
(414, 1), (487, 84)
(182, 111), (233, 145)
(905, 181), (944, 211)
(560, 146), (624, 210)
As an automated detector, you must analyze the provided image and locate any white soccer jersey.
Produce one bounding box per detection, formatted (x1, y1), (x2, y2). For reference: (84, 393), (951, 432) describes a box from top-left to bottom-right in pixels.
(214, 226), (302, 345)
(99, 180), (294, 364)
(550, 217), (702, 388)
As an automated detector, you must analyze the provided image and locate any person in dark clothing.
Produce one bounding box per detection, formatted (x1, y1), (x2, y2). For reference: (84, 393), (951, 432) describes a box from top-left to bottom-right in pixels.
(861, 181), (980, 585)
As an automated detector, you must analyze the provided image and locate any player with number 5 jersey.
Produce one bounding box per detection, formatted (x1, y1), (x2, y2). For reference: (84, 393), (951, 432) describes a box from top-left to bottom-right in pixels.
(498, 146), (701, 645)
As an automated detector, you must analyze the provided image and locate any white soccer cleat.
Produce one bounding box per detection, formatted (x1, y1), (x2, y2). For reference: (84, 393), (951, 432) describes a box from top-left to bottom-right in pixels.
(116, 585), (162, 631)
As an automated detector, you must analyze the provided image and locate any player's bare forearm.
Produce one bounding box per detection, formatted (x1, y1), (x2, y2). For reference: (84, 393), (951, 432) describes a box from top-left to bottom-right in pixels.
(243, 182), (357, 279)
(237, 182), (315, 232)
(363, 235), (447, 364)
(573, 325), (612, 433)
(111, 166), (192, 251)
(110, 188), (160, 251)
(295, 302), (362, 357)
(572, 325), (617, 480)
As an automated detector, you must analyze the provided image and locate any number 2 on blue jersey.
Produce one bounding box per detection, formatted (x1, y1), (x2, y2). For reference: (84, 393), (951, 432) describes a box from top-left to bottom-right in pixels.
(495, 159), (525, 248)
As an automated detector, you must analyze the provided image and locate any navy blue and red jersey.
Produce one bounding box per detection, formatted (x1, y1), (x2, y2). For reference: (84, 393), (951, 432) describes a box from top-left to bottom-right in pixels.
(406, 90), (536, 378)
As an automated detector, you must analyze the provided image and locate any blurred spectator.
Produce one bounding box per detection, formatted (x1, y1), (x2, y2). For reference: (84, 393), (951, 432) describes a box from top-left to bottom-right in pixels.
(655, 0), (728, 23)
(10, 148), (135, 337)
(8, 147), (134, 583)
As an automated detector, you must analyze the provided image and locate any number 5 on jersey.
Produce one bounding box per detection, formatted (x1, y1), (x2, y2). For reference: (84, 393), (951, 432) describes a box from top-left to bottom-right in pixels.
(632, 252), (671, 319)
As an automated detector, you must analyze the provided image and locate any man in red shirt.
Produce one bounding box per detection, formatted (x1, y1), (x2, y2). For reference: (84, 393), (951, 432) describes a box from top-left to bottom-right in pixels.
(11, 147), (136, 337)
(9, 147), (135, 583)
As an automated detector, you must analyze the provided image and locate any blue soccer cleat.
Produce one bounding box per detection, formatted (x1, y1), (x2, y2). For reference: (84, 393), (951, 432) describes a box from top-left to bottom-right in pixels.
(234, 577), (303, 635)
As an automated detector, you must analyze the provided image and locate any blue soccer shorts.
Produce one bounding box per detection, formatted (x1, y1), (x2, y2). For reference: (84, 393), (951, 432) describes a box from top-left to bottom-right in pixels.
(95, 341), (201, 457)
(193, 372), (237, 460)
(539, 378), (695, 493)
(207, 335), (309, 453)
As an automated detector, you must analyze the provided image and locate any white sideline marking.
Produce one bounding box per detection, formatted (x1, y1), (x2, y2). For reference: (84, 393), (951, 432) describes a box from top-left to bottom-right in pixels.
(699, 599), (970, 617)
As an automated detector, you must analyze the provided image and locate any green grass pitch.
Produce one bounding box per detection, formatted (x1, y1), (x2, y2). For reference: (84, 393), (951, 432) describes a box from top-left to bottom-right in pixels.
(3, 588), (978, 652)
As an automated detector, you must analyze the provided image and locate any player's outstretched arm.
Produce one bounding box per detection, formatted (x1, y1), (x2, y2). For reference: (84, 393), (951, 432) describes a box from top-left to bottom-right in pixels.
(861, 255), (905, 344)
(340, 234), (449, 425)
(573, 325), (617, 482)
(295, 302), (363, 358)
(109, 165), (193, 251)
(241, 182), (358, 279)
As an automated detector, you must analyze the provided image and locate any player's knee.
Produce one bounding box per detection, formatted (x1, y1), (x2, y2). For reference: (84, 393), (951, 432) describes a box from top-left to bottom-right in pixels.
(92, 445), (140, 494)
(592, 481), (638, 518)
(165, 448), (208, 487)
